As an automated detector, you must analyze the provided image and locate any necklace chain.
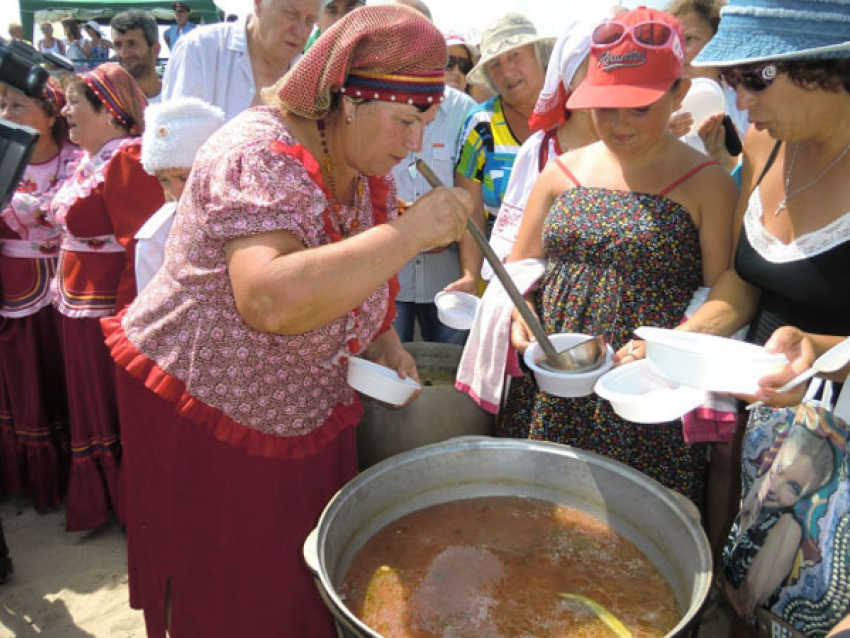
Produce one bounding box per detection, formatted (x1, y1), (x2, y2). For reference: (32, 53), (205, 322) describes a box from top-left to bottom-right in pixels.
(316, 118), (339, 203)
(775, 141), (850, 216)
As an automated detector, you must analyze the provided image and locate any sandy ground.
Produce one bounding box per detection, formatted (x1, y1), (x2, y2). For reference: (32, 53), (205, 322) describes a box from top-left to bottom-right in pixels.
(0, 498), (144, 638)
(0, 496), (732, 638)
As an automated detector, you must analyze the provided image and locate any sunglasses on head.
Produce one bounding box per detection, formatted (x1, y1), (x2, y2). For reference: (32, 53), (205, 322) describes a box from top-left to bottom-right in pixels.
(446, 55), (473, 75)
(591, 20), (677, 49)
(719, 64), (777, 93)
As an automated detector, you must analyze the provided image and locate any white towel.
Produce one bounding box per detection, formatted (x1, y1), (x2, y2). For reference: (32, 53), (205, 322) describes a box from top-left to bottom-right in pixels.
(455, 259), (546, 413)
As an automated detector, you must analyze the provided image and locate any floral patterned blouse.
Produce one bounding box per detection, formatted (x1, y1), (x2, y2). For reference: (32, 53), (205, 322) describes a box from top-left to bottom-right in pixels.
(122, 107), (398, 437)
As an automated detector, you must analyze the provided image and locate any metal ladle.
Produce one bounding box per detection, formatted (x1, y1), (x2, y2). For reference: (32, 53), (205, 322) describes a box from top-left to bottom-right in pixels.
(415, 160), (605, 373)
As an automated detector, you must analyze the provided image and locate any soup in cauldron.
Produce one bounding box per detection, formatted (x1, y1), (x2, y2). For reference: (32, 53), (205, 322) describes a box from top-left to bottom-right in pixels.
(341, 496), (680, 637)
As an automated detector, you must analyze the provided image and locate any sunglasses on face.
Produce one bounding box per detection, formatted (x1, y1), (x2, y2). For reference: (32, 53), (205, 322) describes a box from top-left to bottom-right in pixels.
(446, 55), (473, 75)
(719, 64), (778, 93)
(591, 20), (676, 49)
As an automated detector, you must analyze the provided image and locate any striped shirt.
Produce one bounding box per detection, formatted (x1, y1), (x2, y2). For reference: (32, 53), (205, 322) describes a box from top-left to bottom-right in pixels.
(455, 95), (523, 235)
(392, 87), (475, 303)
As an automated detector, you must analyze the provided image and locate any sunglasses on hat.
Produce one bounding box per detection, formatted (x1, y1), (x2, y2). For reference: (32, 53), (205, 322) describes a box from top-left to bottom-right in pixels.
(446, 55), (473, 75)
(592, 20), (677, 49)
(719, 64), (778, 93)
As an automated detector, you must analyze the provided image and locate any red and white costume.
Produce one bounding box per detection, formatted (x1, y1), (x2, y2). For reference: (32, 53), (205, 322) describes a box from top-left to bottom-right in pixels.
(0, 141), (81, 511)
(49, 136), (163, 530)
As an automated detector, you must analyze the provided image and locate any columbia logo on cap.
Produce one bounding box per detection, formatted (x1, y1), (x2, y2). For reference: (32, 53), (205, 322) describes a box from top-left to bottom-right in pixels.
(598, 50), (647, 71)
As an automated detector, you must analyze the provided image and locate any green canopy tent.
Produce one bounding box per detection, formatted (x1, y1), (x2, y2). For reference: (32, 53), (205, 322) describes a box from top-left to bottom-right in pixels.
(19, 0), (222, 43)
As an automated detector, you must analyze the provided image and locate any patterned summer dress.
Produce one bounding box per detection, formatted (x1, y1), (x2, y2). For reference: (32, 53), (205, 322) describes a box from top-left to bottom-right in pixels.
(500, 159), (715, 504)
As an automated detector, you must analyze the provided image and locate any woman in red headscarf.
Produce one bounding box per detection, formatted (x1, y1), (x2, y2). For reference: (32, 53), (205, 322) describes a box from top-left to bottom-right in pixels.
(50, 62), (164, 531)
(0, 78), (82, 512)
(102, 5), (471, 637)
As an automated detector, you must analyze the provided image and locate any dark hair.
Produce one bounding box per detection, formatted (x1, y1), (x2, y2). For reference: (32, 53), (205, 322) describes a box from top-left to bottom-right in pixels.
(111, 10), (159, 47)
(61, 18), (82, 40)
(777, 58), (850, 94)
(666, 0), (724, 34)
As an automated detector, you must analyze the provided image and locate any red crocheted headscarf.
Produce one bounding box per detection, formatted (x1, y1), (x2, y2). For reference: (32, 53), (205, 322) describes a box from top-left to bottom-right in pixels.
(269, 5), (447, 119)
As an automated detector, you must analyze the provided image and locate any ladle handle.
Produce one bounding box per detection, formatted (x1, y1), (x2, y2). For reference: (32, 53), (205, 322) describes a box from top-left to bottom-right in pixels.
(414, 160), (559, 358)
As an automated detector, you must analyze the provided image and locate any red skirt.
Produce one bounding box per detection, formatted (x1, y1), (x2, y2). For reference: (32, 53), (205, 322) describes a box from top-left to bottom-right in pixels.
(0, 307), (70, 512)
(59, 314), (123, 531)
(0, 358), (17, 497)
(105, 314), (361, 638)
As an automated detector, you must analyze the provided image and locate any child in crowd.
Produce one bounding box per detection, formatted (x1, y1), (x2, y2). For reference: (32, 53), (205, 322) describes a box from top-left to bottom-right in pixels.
(136, 97), (224, 291)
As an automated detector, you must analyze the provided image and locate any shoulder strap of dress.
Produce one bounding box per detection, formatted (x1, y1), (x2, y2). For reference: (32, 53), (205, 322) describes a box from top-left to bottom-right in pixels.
(659, 160), (720, 196)
(754, 140), (782, 188)
(552, 157), (581, 187)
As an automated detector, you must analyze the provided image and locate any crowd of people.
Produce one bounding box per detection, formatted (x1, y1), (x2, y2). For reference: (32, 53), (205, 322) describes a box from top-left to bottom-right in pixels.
(0, 0), (848, 636)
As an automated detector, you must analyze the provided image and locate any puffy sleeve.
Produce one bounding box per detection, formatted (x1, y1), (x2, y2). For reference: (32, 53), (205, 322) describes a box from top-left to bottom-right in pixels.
(195, 137), (328, 248)
(103, 142), (166, 311)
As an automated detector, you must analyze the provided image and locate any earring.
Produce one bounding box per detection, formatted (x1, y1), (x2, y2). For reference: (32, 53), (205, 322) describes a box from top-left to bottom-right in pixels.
(345, 115), (353, 124)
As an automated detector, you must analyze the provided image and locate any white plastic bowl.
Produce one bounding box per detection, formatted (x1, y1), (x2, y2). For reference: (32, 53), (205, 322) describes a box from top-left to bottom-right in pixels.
(524, 333), (614, 398)
(347, 357), (420, 406)
(434, 291), (479, 330)
(594, 360), (704, 424)
(635, 327), (787, 395)
(677, 77), (726, 134)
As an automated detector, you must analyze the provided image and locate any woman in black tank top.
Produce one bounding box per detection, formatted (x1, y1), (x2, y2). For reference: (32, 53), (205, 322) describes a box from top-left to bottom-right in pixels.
(679, 4), (850, 635)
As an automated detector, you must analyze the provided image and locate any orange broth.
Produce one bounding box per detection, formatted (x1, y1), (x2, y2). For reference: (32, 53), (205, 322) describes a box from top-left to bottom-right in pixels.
(340, 496), (680, 637)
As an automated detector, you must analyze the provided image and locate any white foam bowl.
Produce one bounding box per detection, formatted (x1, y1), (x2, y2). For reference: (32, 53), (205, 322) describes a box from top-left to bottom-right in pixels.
(595, 360), (704, 424)
(434, 291), (479, 330)
(635, 327), (787, 395)
(524, 333), (614, 398)
(678, 77), (726, 134)
(347, 357), (420, 406)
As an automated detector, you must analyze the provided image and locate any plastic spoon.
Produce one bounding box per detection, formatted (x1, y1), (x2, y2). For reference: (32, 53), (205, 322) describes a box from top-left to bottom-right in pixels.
(747, 337), (850, 410)
(415, 159), (605, 372)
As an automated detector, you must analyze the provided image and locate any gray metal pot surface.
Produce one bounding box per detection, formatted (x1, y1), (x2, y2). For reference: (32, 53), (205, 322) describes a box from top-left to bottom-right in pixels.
(304, 436), (712, 638)
(356, 342), (493, 470)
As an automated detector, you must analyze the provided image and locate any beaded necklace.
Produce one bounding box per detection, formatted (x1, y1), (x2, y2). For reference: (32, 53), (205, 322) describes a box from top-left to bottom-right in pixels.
(316, 118), (365, 240)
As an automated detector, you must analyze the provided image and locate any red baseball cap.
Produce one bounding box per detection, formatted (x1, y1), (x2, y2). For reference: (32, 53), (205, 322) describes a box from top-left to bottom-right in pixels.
(567, 7), (684, 110)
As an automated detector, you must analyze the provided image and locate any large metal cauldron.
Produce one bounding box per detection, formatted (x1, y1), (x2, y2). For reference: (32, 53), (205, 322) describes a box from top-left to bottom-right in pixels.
(356, 342), (493, 470)
(304, 436), (712, 637)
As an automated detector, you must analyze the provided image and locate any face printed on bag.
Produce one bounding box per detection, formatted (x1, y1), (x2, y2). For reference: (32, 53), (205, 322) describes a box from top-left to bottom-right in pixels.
(759, 430), (833, 510)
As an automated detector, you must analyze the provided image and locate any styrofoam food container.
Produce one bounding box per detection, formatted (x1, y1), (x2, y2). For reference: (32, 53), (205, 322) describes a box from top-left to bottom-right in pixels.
(635, 326), (787, 395)
(594, 360), (704, 424)
(677, 77), (725, 134)
(524, 333), (614, 398)
(347, 357), (420, 406)
(434, 291), (479, 330)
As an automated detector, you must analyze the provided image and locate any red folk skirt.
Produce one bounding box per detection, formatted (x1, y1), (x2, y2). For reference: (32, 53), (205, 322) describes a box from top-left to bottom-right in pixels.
(0, 306), (70, 511)
(104, 314), (361, 638)
(59, 314), (124, 531)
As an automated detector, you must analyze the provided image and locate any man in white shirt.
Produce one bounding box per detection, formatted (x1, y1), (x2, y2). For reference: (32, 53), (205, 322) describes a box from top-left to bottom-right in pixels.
(111, 11), (163, 102)
(161, 0), (319, 121)
(392, 88), (476, 344)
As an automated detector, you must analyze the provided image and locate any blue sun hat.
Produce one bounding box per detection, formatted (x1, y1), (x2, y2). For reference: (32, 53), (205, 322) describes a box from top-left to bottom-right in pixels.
(693, 0), (850, 67)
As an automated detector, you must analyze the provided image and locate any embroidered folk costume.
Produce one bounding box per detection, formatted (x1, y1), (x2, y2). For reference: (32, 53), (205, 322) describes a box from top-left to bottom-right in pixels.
(0, 79), (82, 510)
(49, 63), (163, 530)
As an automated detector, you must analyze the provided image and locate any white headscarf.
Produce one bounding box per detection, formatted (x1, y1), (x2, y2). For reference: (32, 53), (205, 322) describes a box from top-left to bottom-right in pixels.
(528, 10), (613, 132)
